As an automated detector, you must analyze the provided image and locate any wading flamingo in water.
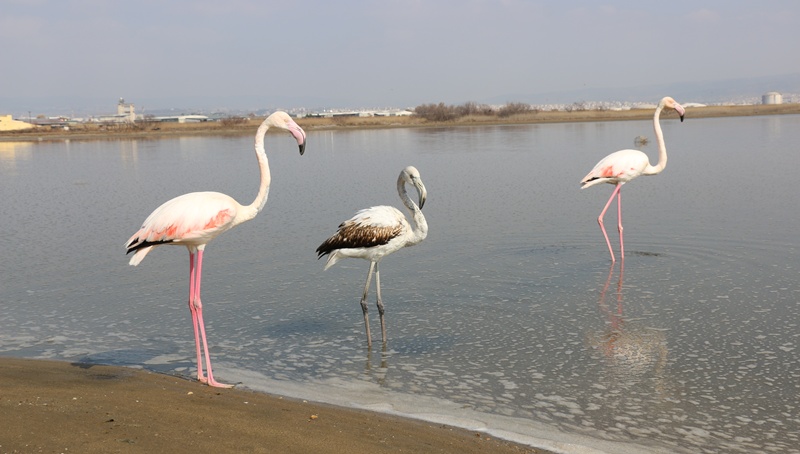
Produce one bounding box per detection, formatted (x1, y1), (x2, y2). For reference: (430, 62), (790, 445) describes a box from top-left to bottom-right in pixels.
(316, 166), (428, 347)
(125, 111), (306, 387)
(580, 97), (685, 262)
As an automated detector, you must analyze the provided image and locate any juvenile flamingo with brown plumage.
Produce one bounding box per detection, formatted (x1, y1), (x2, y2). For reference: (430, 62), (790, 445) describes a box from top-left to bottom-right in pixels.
(317, 166), (428, 347)
(125, 111), (306, 387)
(580, 96), (685, 262)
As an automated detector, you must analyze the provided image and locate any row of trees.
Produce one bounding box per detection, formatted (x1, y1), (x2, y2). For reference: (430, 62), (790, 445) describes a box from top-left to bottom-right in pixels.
(413, 101), (537, 121)
(413, 100), (602, 121)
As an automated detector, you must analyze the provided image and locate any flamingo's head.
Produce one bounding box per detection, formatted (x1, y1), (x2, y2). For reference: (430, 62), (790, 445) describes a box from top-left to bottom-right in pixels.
(662, 97), (685, 122)
(402, 166), (427, 209)
(267, 111), (307, 155)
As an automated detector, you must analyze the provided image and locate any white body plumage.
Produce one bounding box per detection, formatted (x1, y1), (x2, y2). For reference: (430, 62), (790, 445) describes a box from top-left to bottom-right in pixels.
(124, 111), (306, 387)
(580, 97), (685, 262)
(316, 166), (428, 346)
(321, 205), (415, 269)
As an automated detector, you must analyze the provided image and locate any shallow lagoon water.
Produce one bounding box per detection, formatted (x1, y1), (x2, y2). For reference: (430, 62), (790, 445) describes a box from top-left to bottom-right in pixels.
(1, 114), (799, 453)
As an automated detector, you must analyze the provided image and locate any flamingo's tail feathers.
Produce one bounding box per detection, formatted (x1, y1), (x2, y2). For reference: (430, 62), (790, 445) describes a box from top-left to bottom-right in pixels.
(125, 237), (174, 266)
(315, 239), (334, 258)
(128, 246), (154, 266)
(580, 177), (605, 189)
(322, 252), (341, 271)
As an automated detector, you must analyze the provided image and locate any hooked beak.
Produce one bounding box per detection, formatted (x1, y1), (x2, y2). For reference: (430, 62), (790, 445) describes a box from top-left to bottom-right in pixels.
(416, 180), (427, 209)
(675, 104), (686, 123)
(287, 120), (307, 155)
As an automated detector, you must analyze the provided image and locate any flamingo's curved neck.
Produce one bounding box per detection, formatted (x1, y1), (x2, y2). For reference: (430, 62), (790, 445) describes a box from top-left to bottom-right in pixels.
(250, 120), (272, 213)
(645, 104), (668, 175)
(397, 176), (428, 245)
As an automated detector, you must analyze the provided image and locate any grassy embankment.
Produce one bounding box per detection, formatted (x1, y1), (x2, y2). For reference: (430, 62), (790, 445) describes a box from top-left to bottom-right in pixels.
(2, 103), (799, 143)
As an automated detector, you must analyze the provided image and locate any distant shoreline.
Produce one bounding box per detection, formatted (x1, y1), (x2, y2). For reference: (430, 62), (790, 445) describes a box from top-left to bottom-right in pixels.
(2, 103), (798, 143)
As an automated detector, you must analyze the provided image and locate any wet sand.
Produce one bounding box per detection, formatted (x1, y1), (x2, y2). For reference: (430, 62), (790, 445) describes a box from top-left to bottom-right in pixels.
(1, 357), (548, 453)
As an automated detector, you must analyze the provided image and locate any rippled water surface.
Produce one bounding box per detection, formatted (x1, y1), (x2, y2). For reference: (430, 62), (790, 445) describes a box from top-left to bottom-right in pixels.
(2, 115), (799, 453)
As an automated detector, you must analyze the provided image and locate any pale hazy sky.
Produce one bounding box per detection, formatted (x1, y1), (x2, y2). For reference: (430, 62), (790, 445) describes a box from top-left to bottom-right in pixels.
(2, 0), (799, 112)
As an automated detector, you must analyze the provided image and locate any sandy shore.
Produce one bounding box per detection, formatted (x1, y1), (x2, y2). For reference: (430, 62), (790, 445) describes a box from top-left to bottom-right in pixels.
(1, 357), (548, 454)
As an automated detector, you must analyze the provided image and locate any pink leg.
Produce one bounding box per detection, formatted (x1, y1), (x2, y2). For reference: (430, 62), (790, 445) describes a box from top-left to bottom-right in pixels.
(188, 251), (206, 383)
(597, 184), (622, 262)
(613, 261), (625, 331)
(617, 188), (624, 260)
(597, 263), (617, 356)
(192, 249), (233, 388)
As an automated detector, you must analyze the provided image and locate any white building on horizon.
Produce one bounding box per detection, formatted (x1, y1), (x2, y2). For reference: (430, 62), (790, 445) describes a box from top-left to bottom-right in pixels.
(117, 98), (136, 122)
(762, 92), (783, 104)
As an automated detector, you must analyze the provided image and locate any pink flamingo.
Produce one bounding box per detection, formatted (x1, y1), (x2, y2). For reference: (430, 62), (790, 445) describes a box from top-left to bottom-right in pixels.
(580, 97), (685, 262)
(125, 111), (306, 387)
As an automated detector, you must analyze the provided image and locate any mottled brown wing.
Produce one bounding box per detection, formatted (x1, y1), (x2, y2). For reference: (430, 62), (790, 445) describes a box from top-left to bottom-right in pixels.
(316, 220), (403, 258)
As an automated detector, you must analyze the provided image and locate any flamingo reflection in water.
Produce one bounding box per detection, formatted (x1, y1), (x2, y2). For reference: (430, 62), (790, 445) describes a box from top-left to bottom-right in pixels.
(585, 262), (670, 395)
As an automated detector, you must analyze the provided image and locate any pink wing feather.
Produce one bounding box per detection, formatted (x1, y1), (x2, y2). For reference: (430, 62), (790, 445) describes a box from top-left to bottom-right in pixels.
(126, 191), (239, 265)
(581, 149), (649, 188)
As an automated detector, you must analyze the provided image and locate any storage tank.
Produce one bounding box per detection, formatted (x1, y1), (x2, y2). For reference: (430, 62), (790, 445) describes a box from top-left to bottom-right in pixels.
(762, 92), (783, 104)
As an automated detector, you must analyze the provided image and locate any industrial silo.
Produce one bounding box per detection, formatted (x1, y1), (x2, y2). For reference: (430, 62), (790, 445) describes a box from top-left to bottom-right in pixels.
(762, 92), (783, 104)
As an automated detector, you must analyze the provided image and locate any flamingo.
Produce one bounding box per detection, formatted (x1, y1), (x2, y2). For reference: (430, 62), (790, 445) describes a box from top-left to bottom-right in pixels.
(580, 96), (685, 262)
(316, 166), (428, 347)
(125, 111), (306, 387)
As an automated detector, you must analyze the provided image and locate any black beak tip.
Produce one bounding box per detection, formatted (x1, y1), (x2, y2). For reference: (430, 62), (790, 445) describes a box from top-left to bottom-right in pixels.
(680, 115), (685, 123)
(299, 142), (306, 156)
